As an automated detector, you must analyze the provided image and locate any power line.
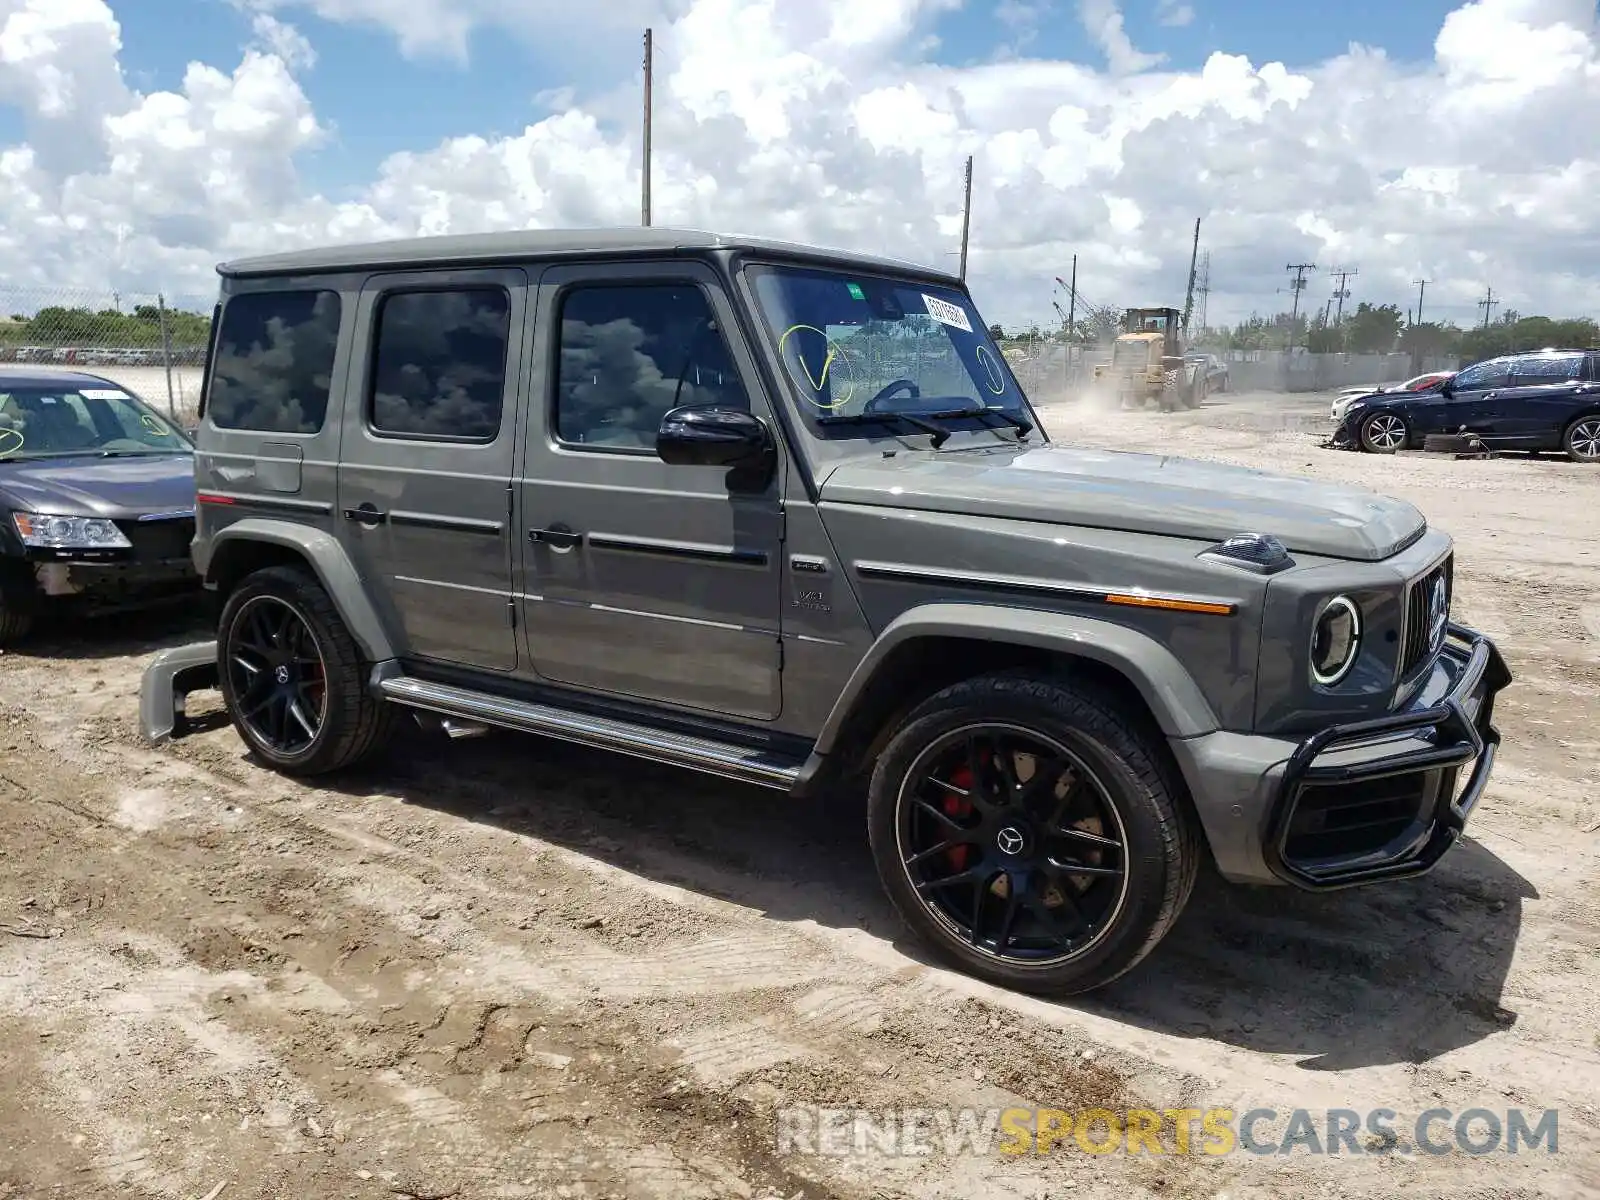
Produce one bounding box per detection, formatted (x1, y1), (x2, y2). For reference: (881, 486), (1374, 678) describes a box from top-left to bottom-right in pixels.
(1478, 286), (1499, 328)
(1284, 263), (1316, 350)
(1329, 266), (1358, 325)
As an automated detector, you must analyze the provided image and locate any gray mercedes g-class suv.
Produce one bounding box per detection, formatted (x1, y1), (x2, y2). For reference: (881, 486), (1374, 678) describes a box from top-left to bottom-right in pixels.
(141, 228), (1510, 996)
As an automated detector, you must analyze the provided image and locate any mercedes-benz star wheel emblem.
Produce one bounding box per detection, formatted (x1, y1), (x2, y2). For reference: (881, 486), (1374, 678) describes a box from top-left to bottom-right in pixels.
(996, 826), (1026, 855)
(274, 664), (291, 684)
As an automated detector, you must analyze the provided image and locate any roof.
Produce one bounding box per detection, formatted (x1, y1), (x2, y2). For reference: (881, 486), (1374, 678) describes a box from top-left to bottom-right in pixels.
(0, 366), (121, 390)
(218, 226), (962, 284)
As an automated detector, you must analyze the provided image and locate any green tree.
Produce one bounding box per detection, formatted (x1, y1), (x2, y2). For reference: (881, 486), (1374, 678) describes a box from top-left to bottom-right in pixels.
(1343, 302), (1405, 354)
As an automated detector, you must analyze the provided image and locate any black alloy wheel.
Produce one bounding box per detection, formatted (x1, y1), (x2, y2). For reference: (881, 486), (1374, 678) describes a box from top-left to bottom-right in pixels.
(224, 593), (328, 756)
(894, 723), (1130, 965)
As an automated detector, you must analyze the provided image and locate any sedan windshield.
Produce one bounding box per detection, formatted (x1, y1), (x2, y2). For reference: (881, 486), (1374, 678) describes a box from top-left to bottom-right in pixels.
(0, 384), (191, 461)
(745, 263), (1036, 439)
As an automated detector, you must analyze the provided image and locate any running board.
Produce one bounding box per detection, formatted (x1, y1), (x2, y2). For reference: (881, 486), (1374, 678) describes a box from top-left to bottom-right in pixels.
(375, 675), (805, 791)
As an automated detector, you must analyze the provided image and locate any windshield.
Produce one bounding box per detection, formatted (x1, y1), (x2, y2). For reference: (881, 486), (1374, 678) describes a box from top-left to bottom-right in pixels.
(745, 264), (1035, 438)
(0, 384), (191, 461)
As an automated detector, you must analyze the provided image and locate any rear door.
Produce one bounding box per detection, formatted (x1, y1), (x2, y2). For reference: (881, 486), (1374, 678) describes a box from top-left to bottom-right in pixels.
(335, 268), (527, 672)
(1492, 351), (1589, 447)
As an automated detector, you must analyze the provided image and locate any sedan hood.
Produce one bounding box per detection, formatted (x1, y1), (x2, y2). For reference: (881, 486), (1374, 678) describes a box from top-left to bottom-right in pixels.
(0, 452), (196, 518)
(819, 442), (1425, 562)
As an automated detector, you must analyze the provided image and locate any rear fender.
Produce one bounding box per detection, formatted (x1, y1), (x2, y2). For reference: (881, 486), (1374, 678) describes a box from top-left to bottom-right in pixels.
(203, 518), (395, 662)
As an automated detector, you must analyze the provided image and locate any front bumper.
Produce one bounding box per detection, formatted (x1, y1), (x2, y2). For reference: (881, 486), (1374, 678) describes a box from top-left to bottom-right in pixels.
(1323, 411), (1361, 450)
(1172, 622), (1511, 890)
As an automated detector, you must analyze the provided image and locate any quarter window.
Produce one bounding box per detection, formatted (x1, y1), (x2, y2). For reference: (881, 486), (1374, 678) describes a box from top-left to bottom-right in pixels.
(369, 288), (511, 440)
(554, 283), (750, 451)
(208, 290), (341, 434)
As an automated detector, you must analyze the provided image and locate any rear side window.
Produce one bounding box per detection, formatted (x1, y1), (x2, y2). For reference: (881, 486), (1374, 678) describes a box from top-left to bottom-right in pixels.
(368, 288), (511, 441)
(1510, 353), (1584, 386)
(208, 291), (342, 434)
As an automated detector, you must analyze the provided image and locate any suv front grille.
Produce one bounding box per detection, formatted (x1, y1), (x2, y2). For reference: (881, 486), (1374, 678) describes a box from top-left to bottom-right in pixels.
(119, 516), (196, 563)
(1399, 554), (1453, 679)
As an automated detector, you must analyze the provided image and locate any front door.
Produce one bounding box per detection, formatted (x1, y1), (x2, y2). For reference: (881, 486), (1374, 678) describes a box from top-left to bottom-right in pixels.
(517, 261), (785, 721)
(336, 268), (527, 672)
(1429, 356), (1512, 437)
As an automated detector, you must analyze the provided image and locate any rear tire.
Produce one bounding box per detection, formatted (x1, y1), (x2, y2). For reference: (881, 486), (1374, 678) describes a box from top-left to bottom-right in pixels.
(1563, 415), (1600, 463)
(866, 673), (1199, 996)
(218, 564), (395, 776)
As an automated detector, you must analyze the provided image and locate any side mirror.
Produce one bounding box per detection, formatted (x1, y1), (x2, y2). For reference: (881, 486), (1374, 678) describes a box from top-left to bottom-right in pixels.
(657, 406), (772, 469)
(1438, 379), (1454, 397)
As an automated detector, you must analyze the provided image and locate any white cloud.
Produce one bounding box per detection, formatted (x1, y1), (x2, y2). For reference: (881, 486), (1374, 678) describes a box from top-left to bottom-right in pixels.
(1, 0), (1599, 333)
(249, 12), (315, 71)
(1078, 0), (1166, 74)
(1156, 0), (1195, 29)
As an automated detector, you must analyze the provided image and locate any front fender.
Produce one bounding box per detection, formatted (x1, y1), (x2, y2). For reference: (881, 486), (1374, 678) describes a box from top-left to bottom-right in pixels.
(202, 518), (396, 662)
(812, 602), (1221, 753)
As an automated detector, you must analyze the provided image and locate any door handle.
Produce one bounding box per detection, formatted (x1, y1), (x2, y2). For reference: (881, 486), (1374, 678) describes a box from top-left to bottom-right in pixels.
(343, 504), (387, 526)
(529, 526), (583, 549)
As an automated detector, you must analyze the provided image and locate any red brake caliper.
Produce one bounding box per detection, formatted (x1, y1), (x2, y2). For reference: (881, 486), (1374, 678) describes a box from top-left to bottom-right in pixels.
(943, 761), (977, 871)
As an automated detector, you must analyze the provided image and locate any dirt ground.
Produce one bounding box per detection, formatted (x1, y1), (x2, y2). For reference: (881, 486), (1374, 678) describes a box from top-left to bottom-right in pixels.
(2, 389), (1598, 1199)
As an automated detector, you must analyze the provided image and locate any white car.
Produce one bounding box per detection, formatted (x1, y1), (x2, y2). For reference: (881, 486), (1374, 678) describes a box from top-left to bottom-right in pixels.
(1329, 371), (1456, 421)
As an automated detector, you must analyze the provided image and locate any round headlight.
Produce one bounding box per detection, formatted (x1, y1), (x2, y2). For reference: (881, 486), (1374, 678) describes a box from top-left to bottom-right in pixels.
(1310, 595), (1362, 686)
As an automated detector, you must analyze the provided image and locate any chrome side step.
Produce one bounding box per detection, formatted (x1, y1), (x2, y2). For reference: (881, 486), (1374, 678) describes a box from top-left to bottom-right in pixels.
(375, 674), (805, 791)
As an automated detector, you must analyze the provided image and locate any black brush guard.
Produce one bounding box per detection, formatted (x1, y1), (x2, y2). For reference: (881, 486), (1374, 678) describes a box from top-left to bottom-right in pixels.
(1264, 622), (1512, 890)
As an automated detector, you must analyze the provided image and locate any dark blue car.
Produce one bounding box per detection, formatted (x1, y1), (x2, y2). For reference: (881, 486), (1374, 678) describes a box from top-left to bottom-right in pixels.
(0, 367), (198, 644)
(1330, 348), (1600, 462)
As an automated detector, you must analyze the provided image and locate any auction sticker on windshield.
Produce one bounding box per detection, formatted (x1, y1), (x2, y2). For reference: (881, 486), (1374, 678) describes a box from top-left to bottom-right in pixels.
(80, 388), (132, 400)
(922, 294), (972, 333)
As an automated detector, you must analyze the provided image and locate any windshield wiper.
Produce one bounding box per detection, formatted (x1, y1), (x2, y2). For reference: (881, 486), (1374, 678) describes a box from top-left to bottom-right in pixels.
(818, 410), (956, 449)
(970, 407), (1033, 439)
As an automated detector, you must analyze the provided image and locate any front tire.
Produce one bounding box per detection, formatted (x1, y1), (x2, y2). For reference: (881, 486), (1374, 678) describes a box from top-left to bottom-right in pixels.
(1359, 410), (1408, 454)
(866, 673), (1199, 996)
(218, 565), (395, 776)
(1563, 415), (1600, 463)
(0, 563), (35, 647)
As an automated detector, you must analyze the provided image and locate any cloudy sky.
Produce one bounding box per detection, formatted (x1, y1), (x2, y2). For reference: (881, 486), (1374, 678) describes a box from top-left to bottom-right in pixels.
(0, 0), (1595, 330)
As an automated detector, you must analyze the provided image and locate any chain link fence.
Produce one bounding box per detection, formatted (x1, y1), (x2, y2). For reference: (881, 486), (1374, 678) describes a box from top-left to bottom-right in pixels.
(0, 286), (214, 421)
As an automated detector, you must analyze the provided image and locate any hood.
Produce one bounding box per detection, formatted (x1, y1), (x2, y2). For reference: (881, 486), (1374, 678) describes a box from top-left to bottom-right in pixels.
(0, 452), (196, 518)
(819, 442), (1425, 562)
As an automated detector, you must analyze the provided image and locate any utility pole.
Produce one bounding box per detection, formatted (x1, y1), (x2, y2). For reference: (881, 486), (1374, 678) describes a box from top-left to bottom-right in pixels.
(958, 155), (973, 282)
(641, 28), (653, 227)
(1329, 266), (1357, 326)
(1413, 277), (1429, 326)
(1284, 262), (1316, 351)
(1478, 286), (1498, 328)
(1196, 251), (1211, 331)
(1181, 217), (1201, 336)
(1065, 254), (1078, 384)
(1066, 254), (1078, 336)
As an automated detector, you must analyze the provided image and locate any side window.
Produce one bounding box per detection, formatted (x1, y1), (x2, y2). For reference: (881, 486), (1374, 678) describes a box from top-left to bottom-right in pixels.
(369, 288), (511, 441)
(1453, 359), (1511, 391)
(1510, 353), (1583, 386)
(209, 291), (341, 434)
(555, 283), (750, 451)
